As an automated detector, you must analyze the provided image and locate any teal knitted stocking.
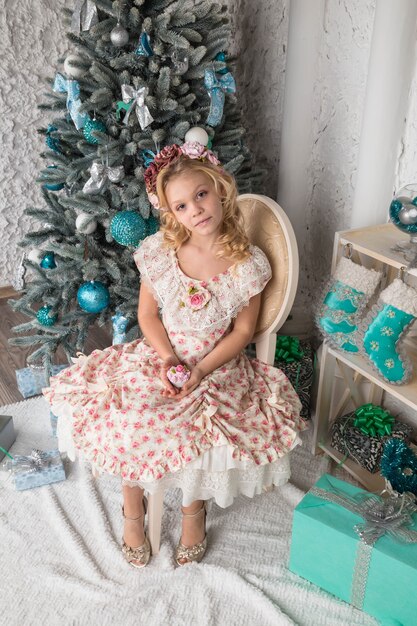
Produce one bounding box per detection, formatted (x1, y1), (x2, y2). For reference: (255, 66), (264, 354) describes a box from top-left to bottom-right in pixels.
(316, 258), (381, 352)
(361, 278), (417, 384)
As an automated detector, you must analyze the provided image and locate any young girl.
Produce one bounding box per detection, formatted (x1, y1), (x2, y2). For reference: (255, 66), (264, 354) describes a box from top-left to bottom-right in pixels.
(43, 141), (306, 569)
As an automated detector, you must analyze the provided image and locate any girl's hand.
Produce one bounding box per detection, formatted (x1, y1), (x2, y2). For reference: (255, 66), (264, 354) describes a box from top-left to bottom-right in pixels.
(160, 355), (181, 397)
(175, 366), (204, 400)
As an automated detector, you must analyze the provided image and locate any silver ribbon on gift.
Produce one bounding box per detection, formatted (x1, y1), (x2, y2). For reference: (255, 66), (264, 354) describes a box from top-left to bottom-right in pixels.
(7, 449), (56, 476)
(83, 161), (125, 195)
(310, 484), (417, 609)
(71, 0), (99, 33)
(120, 84), (153, 129)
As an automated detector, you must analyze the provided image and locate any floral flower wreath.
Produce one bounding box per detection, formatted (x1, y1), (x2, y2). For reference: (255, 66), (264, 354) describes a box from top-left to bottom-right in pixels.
(143, 141), (221, 211)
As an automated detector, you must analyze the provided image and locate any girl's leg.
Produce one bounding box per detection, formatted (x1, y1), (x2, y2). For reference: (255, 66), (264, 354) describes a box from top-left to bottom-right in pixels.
(122, 485), (146, 548)
(179, 499), (205, 553)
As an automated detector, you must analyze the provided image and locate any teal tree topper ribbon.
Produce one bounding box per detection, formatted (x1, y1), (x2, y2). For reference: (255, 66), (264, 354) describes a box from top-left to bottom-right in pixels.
(275, 336), (304, 363)
(53, 73), (89, 130)
(354, 403), (394, 437)
(310, 482), (417, 609)
(204, 68), (236, 127)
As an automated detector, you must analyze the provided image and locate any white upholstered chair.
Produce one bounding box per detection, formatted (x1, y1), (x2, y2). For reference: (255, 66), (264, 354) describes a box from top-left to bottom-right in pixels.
(146, 193), (299, 554)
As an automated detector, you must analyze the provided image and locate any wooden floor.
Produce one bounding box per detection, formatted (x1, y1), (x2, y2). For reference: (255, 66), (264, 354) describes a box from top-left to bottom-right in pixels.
(0, 295), (112, 405)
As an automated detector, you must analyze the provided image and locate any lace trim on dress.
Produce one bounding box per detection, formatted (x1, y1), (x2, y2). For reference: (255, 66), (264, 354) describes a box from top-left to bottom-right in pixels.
(121, 455), (291, 508)
(133, 232), (272, 331)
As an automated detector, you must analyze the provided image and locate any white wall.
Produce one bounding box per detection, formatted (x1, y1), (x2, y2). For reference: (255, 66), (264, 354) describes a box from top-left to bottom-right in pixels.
(0, 0), (71, 289)
(2, 0), (417, 319)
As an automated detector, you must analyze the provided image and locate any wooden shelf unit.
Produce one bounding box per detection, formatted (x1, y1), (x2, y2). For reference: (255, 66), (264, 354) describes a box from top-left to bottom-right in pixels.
(312, 222), (417, 491)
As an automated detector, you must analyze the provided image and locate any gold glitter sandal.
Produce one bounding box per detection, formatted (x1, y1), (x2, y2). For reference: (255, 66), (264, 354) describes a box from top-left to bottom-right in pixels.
(121, 497), (151, 569)
(175, 503), (207, 566)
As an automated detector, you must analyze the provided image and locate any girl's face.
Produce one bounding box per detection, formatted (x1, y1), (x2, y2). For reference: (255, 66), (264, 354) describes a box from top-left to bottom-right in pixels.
(165, 170), (223, 239)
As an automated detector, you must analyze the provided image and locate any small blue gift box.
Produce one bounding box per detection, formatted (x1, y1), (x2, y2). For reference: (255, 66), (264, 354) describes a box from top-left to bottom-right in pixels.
(0, 416), (16, 461)
(6, 449), (66, 491)
(289, 474), (417, 626)
(50, 411), (58, 437)
(15, 364), (67, 398)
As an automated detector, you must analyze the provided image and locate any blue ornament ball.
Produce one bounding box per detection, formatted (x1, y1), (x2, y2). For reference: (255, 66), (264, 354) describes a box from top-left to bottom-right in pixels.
(146, 214), (159, 236)
(45, 125), (61, 154)
(40, 252), (57, 269)
(42, 165), (64, 191)
(77, 281), (110, 313)
(110, 210), (147, 247)
(36, 305), (57, 326)
(83, 118), (106, 145)
(214, 51), (228, 75)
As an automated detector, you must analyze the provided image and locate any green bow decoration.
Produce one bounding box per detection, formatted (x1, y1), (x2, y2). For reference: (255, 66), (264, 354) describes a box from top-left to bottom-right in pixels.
(275, 336), (304, 363)
(353, 403), (394, 437)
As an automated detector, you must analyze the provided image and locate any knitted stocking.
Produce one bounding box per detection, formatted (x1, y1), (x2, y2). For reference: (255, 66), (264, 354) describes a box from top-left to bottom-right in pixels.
(360, 278), (417, 384)
(316, 257), (381, 352)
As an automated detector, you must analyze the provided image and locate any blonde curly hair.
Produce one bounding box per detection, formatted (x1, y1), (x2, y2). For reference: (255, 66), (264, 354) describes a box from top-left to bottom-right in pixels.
(155, 156), (251, 263)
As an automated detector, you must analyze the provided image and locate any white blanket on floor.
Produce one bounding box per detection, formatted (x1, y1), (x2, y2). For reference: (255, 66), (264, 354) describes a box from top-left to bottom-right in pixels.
(0, 397), (377, 626)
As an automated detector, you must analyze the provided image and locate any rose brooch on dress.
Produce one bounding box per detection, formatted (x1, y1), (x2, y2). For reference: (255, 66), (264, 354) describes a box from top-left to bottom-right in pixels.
(180, 283), (211, 311)
(167, 364), (191, 387)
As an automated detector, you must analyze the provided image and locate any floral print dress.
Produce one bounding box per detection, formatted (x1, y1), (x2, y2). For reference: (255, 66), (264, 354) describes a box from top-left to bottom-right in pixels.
(43, 232), (306, 507)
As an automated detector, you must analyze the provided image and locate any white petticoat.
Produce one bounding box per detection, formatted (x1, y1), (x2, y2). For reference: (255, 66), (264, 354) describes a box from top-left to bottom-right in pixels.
(54, 400), (300, 508)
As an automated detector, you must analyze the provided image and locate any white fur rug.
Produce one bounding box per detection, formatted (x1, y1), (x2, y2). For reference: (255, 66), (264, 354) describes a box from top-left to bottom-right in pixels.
(0, 397), (377, 626)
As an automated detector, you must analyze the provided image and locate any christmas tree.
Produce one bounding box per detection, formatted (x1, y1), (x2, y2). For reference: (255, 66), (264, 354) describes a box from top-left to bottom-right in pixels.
(10, 0), (263, 371)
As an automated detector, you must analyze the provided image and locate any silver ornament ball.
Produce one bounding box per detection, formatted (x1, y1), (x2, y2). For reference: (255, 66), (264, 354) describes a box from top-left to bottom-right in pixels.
(398, 205), (417, 225)
(110, 24), (129, 47)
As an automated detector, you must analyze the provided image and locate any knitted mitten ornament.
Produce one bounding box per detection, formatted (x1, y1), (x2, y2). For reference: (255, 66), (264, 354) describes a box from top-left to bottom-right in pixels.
(360, 278), (417, 384)
(316, 257), (381, 352)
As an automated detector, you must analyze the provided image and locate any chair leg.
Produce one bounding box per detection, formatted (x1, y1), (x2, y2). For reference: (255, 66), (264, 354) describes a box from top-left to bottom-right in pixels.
(255, 332), (276, 365)
(147, 490), (164, 555)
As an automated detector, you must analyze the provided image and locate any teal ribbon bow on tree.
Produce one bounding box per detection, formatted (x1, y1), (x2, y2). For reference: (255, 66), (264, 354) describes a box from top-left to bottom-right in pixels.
(204, 68), (236, 127)
(140, 149), (156, 167)
(53, 73), (89, 130)
(354, 403), (394, 437)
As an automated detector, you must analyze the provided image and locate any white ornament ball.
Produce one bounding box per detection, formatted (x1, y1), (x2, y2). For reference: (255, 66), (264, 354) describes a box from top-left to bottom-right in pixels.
(64, 54), (86, 79)
(27, 248), (44, 264)
(110, 24), (129, 47)
(185, 127), (209, 146)
(76, 213), (97, 234)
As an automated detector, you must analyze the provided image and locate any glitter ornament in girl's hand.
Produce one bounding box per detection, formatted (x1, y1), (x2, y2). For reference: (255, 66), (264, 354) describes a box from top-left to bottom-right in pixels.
(166, 364), (191, 388)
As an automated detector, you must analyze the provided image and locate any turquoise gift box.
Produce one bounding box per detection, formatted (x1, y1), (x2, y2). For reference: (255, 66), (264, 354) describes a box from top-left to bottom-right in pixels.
(289, 474), (417, 626)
